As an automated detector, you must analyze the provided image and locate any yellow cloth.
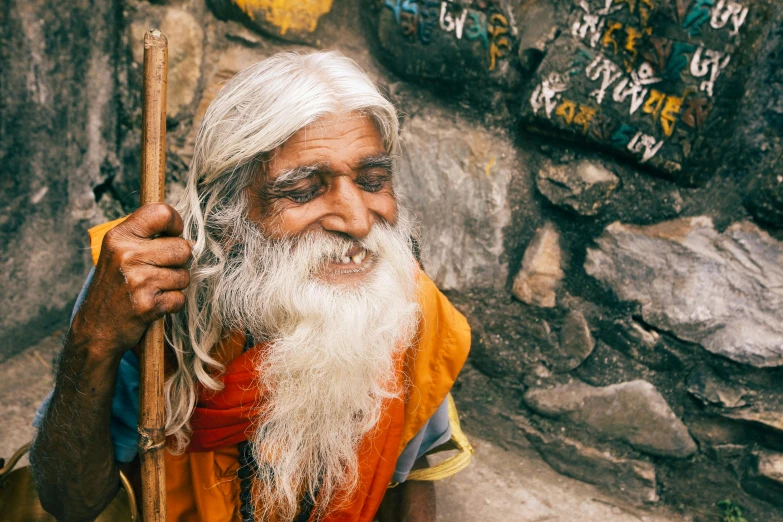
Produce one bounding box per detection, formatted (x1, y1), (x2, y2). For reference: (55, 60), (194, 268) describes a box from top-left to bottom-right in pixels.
(87, 216), (128, 265)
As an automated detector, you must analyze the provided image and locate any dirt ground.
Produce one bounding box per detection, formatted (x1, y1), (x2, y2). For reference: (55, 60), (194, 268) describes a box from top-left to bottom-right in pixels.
(0, 334), (687, 521)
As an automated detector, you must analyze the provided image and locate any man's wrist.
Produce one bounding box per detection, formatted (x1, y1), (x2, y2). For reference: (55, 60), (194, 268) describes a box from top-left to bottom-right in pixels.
(66, 314), (132, 367)
(60, 328), (127, 387)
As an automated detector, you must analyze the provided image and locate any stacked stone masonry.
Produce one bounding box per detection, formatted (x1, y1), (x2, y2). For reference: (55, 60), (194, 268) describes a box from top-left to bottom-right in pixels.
(3, 0), (783, 519)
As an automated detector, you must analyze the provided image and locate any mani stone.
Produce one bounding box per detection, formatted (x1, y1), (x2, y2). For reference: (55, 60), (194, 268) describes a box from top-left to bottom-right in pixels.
(536, 159), (619, 216)
(130, 8), (204, 121)
(512, 222), (563, 308)
(585, 217), (783, 368)
(524, 380), (697, 458)
(208, 0), (333, 44)
(524, 429), (658, 504)
(742, 448), (783, 506)
(375, 0), (518, 84)
(550, 310), (595, 372)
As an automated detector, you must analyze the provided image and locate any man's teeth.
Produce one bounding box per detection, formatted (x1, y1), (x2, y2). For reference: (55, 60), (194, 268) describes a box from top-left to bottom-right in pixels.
(337, 249), (367, 265)
(352, 250), (367, 264)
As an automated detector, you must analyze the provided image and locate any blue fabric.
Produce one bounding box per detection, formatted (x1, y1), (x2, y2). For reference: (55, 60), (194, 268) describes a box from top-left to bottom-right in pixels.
(391, 397), (452, 483)
(36, 269), (452, 474)
(33, 268), (142, 463)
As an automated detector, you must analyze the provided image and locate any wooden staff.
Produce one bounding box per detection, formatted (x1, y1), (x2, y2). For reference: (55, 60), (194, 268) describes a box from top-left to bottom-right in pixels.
(138, 29), (168, 522)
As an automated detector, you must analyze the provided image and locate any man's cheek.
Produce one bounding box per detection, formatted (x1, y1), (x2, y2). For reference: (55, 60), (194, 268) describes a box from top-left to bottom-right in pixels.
(262, 204), (312, 238)
(370, 192), (398, 224)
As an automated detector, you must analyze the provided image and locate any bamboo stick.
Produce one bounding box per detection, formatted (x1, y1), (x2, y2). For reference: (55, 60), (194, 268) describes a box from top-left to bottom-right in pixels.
(138, 29), (168, 522)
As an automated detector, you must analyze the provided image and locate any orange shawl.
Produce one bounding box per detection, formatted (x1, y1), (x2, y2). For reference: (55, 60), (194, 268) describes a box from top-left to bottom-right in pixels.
(87, 218), (471, 522)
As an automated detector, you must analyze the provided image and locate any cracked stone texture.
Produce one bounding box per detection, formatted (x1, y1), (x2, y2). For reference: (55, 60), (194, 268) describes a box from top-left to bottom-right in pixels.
(536, 158), (620, 216)
(585, 217), (783, 367)
(686, 366), (748, 409)
(524, 379), (698, 458)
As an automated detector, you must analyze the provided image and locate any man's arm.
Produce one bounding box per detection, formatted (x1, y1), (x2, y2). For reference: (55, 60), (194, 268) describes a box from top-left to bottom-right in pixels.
(29, 203), (191, 521)
(376, 456), (436, 522)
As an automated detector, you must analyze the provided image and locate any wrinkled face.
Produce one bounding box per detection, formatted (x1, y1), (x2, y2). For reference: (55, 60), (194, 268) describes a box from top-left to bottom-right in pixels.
(247, 114), (398, 285)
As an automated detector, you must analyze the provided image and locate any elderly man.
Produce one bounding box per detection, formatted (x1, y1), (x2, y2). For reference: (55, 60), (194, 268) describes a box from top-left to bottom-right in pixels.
(30, 51), (470, 522)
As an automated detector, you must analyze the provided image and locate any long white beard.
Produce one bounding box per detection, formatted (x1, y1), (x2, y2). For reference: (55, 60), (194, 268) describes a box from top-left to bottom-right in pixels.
(213, 213), (421, 521)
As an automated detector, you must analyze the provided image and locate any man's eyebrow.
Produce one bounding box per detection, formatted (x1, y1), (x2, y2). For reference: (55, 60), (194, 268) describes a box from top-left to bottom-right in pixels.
(270, 163), (328, 190)
(356, 154), (395, 172)
(269, 155), (393, 191)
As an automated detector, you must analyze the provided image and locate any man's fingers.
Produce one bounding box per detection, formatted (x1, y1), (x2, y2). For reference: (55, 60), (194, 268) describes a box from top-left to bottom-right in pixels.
(124, 203), (184, 239)
(145, 237), (192, 267)
(155, 268), (191, 292)
(154, 290), (186, 315)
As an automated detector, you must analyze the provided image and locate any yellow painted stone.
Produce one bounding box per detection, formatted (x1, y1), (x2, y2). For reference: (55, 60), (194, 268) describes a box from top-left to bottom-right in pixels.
(233, 0), (333, 35)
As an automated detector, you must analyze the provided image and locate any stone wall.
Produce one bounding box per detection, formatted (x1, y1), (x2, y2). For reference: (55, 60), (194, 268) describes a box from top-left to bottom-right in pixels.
(3, 0), (783, 519)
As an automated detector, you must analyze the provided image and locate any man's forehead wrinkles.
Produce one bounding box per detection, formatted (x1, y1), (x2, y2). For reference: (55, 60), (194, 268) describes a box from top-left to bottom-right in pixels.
(284, 121), (380, 146)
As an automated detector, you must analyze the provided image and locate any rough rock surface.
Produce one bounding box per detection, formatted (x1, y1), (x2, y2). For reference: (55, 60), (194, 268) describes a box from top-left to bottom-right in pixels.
(0, 0), (121, 360)
(523, 427), (658, 505)
(511, 222), (563, 307)
(742, 447), (783, 506)
(585, 217), (783, 367)
(524, 380), (697, 458)
(536, 159), (619, 216)
(130, 8), (204, 122)
(551, 309), (595, 372)
(720, 406), (783, 435)
(686, 366), (747, 409)
(745, 160), (783, 228)
(396, 112), (521, 291)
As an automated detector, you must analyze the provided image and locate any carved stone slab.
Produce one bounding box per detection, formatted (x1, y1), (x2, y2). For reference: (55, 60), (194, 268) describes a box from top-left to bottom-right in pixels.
(521, 0), (771, 185)
(208, 0), (334, 44)
(376, 0), (518, 83)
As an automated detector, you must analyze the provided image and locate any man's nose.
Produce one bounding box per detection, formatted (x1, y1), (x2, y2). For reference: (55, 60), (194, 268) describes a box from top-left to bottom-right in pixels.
(320, 176), (373, 239)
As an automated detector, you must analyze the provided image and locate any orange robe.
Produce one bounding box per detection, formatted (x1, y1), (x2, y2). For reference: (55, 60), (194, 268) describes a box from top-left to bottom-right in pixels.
(88, 218), (471, 522)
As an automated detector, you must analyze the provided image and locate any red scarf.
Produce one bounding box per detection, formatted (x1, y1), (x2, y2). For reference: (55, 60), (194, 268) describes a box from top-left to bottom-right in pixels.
(187, 336), (406, 522)
(188, 344), (261, 452)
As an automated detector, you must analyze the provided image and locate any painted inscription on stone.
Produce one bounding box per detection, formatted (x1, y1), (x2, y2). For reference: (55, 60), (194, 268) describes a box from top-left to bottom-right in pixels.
(522, 0), (761, 184)
(382, 0), (514, 71)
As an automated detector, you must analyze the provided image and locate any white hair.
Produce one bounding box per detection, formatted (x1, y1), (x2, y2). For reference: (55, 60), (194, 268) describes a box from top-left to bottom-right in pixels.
(230, 215), (419, 520)
(164, 51), (401, 452)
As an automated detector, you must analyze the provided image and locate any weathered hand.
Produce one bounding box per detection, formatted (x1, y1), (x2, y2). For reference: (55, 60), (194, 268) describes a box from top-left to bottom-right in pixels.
(69, 202), (192, 358)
